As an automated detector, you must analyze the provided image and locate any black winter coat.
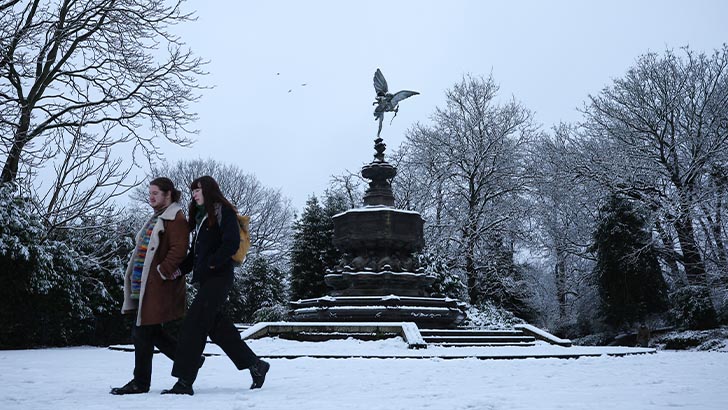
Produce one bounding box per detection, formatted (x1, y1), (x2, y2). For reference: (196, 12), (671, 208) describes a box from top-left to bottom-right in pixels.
(182, 203), (239, 284)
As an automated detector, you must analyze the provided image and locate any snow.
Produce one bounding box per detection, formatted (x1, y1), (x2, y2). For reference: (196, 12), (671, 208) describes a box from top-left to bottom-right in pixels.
(325, 271), (431, 277)
(515, 324), (572, 346)
(332, 206), (423, 218)
(2, 338), (727, 410)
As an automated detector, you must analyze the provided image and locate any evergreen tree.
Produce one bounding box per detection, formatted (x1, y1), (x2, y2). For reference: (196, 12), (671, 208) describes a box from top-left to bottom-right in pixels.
(289, 194), (346, 301)
(0, 184), (110, 347)
(592, 194), (668, 328)
(224, 256), (287, 323)
(477, 232), (537, 322)
(59, 208), (139, 345)
(421, 251), (467, 299)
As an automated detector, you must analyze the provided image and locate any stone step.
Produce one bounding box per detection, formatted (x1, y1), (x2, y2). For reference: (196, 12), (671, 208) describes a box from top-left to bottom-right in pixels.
(278, 331), (400, 342)
(422, 335), (536, 344)
(419, 329), (526, 337)
(292, 295), (465, 308)
(432, 342), (536, 347)
(420, 328), (537, 347)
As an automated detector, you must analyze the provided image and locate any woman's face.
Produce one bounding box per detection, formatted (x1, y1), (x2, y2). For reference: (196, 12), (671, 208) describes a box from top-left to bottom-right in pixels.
(192, 185), (204, 206)
(149, 184), (171, 209)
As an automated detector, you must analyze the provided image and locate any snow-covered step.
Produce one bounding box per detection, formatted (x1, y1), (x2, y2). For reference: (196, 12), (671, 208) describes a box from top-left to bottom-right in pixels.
(234, 323), (253, 332)
(420, 328), (536, 347)
(423, 335), (536, 343)
(420, 329), (526, 337)
(433, 341), (536, 347)
(278, 331), (399, 342)
(241, 322), (427, 349)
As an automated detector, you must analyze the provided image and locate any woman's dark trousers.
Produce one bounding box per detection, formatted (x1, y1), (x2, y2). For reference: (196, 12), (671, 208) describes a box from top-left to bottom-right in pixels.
(132, 324), (177, 387)
(172, 274), (257, 384)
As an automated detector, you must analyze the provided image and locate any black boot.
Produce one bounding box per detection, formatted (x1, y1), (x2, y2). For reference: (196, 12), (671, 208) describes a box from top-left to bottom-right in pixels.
(160, 379), (194, 396)
(249, 359), (270, 389)
(110, 379), (149, 395)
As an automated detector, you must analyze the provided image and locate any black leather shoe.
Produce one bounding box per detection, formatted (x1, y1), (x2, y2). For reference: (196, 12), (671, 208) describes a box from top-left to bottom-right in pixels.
(249, 359), (270, 389)
(161, 379), (194, 396)
(110, 379), (149, 395)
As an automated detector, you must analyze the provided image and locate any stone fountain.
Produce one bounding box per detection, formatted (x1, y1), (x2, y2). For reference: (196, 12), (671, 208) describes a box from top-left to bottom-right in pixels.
(290, 136), (466, 328)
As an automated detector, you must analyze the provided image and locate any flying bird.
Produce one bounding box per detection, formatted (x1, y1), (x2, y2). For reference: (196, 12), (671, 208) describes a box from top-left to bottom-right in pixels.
(372, 68), (419, 138)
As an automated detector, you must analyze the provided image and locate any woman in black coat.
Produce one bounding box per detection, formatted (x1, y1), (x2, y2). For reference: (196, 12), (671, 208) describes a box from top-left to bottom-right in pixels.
(162, 175), (269, 396)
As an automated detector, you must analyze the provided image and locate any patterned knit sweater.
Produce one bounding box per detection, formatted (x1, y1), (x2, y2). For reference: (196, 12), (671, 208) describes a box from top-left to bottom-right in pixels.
(130, 213), (161, 299)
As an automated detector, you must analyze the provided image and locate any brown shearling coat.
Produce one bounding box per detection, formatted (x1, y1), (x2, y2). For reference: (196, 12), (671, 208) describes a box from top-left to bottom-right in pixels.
(122, 202), (189, 326)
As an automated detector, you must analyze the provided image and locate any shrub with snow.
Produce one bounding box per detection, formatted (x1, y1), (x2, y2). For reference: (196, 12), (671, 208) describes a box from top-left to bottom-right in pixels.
(0, 184), (131, 348)
(669, 285), (718, 330)
(462, 302), (525, 329)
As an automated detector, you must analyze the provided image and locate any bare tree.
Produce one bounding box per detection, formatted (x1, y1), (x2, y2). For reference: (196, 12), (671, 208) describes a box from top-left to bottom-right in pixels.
(134, 158), (295, 258)
(0, 1), (22, 70)
(527, 125), (603, 326)
(328, 170), (364, 209)
(400, 74), (541, 305)
(696, 165), (728, 281)
(580, 45), (728, 286)
(0, 0), (205, 184)
(17, 110), (139, 236)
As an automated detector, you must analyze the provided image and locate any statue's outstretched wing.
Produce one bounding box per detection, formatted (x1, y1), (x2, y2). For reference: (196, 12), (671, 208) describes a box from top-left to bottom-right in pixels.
(373, 69), (388, 95)
(390, 90), (419, 106)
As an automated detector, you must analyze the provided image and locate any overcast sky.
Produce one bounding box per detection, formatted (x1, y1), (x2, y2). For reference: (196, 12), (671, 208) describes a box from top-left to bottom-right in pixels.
(156, 0), (728, 210)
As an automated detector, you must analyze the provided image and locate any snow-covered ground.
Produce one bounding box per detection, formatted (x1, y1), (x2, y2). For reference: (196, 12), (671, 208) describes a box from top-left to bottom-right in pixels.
(1, 338), (726, 410)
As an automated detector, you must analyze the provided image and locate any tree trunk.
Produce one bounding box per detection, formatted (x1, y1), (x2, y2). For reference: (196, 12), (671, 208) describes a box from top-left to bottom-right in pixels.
(554, 247), (568, 321)
(1, 108), (30, 183)
(654, 220), (684, 286)
(673, 213), (707, 284)
(1, 144), (22, 183)
(465, 224), (479, 305)
(465, 173), (482, 305)
(708, 186), (728, 276)
(702, 210), (728, 274)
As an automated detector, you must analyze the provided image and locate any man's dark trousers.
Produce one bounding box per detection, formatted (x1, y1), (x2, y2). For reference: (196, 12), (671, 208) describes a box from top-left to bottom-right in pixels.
(132, 324), (177, 387)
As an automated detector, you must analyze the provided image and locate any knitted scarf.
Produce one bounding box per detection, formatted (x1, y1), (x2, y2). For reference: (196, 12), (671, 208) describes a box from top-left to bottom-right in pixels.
(130, 212), (161, 299)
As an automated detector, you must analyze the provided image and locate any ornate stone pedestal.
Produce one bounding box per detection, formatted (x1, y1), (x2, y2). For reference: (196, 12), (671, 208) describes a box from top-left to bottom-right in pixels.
(290, 137), (466, 328)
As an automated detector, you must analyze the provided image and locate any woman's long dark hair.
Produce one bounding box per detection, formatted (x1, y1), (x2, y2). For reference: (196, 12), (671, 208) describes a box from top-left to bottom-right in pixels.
(188, 175), (237, 229)
(150, 177), (182, 203)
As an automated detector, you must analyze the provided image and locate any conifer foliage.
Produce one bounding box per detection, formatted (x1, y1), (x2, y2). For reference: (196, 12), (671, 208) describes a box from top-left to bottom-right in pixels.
(592, 195), (668, 327)
(224, 256), (288, 323)
(478, 233), (538, 323)
(0, 184), (127, 347)
(289, 194), (346, 301)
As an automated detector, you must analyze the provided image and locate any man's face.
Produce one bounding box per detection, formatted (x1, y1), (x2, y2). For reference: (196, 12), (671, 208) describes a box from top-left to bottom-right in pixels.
(149, 185), (170, 209)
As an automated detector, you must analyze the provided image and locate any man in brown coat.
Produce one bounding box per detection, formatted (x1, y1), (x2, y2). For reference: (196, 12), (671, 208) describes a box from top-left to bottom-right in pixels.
(111, 177), (190, 395)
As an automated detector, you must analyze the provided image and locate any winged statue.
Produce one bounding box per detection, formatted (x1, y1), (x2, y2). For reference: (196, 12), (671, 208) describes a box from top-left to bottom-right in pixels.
(373, 69), (419, 138)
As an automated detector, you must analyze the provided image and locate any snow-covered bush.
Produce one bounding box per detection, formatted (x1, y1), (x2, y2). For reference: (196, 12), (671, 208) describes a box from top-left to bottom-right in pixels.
(651, 327), (728, 351)
(0, 184), (134, 348)
(462, 302), (525, 329)
(669, 286), (718, 330)
(0, 185), (88, 347)
(421, 251), (466, 299)
(253, 304), (289, 322)
(715, 288), (728, 326)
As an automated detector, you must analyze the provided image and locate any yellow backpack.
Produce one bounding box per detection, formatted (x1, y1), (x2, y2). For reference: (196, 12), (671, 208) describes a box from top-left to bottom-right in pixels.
(232, 214), (251, 264)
